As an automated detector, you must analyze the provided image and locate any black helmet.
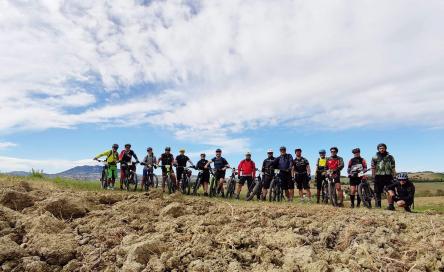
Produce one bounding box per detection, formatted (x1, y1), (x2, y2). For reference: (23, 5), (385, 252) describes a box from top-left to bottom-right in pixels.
(215, 148), (222, 153)
(330, 147), (338, 152)
(295, 148), (302, 152)
(147, 147), (152, 151)
(279, 146), (286, 151)
(377, 143), (387, 150)
(319, 149), (326, 154)
(112, 144), (119, 149)
(396, 172), (409, 181)
(165, 146), (171, 151)
(352, 148), (360, 154)
(125, 144), (131, 148)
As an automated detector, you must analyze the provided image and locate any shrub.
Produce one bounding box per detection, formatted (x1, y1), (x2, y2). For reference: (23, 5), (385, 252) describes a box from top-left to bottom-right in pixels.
(30, 169), (45, 179)
(435, 189), (444, 197)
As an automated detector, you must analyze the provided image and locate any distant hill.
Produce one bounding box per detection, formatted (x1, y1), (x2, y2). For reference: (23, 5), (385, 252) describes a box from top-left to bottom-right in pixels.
(4, 171), (30, 177)
(409, 172), (444, 182)
(50, 165), (104, 180)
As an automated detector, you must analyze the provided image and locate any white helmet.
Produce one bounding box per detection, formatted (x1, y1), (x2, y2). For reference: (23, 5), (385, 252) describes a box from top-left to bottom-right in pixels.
(267, 149), (273, 153)
(245, 151), (251, 156)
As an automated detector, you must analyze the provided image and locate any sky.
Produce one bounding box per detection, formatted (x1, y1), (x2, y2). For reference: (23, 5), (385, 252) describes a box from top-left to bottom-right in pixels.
(0, 0), (444, 174)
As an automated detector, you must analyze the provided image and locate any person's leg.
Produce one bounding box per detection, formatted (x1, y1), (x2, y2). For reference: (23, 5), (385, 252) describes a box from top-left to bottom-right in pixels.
(374, 176), (383, 208)
(203, 182), (209, 194)
(120, 167), (126, 190)
(386, 190), (395, 210)
(304, 176), (311, 200)
(336, 182), (343, 205)
(350, 183), (356, 208)
(236, 177), (244, 198)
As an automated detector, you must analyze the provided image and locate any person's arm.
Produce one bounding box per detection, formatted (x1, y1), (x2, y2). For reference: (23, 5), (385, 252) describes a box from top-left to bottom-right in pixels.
(204, 159), (213, 169)
(187, 157), (194, 167)
(391, 155), (396, 177)
(157, 156), (162, 165)
(362, 159), (368, 172)
(132, 151), (139, 162)
(224, 159), (230, 170)
(371, 157), (376, 177)
(94, 150), (108, 160)
(252, 161), (256, 178)
(237, 161), (242, 176)
(347, 160), (352, 175)
(338, 157), (345, 171)
(386, 181), (398, 191)
(119, 150), (125, 161)
(306, 160), (311, 177)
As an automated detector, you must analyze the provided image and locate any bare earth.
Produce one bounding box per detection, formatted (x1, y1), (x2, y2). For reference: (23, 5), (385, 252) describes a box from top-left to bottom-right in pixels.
(0, 180), (443, 272)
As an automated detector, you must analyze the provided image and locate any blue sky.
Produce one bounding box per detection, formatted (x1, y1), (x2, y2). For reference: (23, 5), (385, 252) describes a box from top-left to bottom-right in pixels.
(0, 0), (444, 173)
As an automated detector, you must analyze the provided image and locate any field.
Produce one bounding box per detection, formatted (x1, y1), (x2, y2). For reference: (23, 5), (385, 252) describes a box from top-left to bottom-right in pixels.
(0, 176), (443, 272)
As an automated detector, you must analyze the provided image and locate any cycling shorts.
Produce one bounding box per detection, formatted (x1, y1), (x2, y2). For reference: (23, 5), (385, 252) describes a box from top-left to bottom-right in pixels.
(107, 165), (118, 180)
(214, 170), (226, 181)
(238, 176), (253, 186)
(279, 172), (294, 190)
(349, 177), (362, 186)
(262, 174), (273, 189)
(316, 173), (325, 190)
(295, 173), (310, 190)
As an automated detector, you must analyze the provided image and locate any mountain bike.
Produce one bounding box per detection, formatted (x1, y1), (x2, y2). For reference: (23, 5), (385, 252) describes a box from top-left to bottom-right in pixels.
(178, 166), (193, 195)
(225, 168), (237, 199)
(97, 159), (109, 189)
(140, 163), (159, 191)
(355, 169), (373, 208)
(208, 168), (218, 197)
(269, 169), (285, 202)
(326, 170), (339, 207)
(121, 161), (138, 191)
(163, 165), (175, 194)
(246, 169), (262, 201)
(320, 173), (329, 204)
(192, 168), (204, 196)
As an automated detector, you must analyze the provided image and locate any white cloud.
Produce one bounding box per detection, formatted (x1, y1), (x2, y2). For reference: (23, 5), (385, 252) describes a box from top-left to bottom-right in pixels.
(1, 0), (444, 151)
(0, 156), (97, 174)
(0, 142), (17, 150)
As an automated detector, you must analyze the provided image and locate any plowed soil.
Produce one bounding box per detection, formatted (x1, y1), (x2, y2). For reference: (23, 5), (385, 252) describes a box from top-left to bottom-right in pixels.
(0, 180), (443, 272)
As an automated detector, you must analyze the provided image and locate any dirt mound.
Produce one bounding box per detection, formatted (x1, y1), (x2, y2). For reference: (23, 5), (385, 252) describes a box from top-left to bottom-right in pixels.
(40, 196), (89, 219)
(0, 190), (35, 211)
(0, 182), (443, 271)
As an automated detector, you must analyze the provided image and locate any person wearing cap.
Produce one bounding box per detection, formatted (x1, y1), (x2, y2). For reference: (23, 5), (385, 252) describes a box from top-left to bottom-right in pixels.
(175, 149), (194, 189)
(119, 144), (140, 190)
(141, 147), (157, 189)
(292, 148), (311, 203)
(196, 153), (210, 196)
(93, 144), (120, 189)
(158, 146), (177, 192)
(315, 149), (327, 203)
(261, 149), (275, 200)
(371, 143), (396, 208)
(347, 148), (367, 208)
(272, 146), (294, 201)
(386, 172), (415, 212)
(236, 152), (256, 199)
(326, 147), (345, 206)
(205, 148), (230, 197)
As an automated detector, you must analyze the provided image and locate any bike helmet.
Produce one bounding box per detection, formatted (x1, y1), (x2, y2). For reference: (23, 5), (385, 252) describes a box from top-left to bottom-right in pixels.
(330, 147), (338, 152)
(200, 153), (206, 156)
(179, 148), (185, 152)
(319, 149), (326, 154)
(267, 149), (273, 153)
(279, 146), (286, 151)
(165, 146), (171, 151)
(396, 172), (409, 181)
(125, 144), (131, 148)
(295, 148), (302, 152)
(245, 151), (251, 156)
(377, 143), (387, 150)
(112, 144), (119, 149)
(215, 148), (222, 152)
(147, 147), (152, 151)
(352, 148), (360, 154)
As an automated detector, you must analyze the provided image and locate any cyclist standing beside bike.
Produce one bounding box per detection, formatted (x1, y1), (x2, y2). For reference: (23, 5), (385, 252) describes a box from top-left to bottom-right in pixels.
(272, 146), (294, 201)
(371, 143), (396, 209)
(175, 149), (195, 188)
(119, 144), (140, 190)
(141, 147), (157, 188)
(326, 147), (345, 206)
(93, 144), (120, 189)
(158, 147), (177, 192)
(292, 148), (311, 203)
(347, 148), (367, 208)
(261, 149), (275, 200)
(236, 152), (256, 199)
(204, 148), (230, 197)
(315, 149), (327, 204)
(196, 153), (210, 196)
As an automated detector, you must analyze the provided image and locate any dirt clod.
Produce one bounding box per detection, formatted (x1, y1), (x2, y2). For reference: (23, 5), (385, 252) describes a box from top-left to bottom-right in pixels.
(0, 190), (35, 211)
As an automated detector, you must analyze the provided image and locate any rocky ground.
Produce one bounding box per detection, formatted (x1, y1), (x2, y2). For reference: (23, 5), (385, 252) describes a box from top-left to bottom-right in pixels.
(0, 179), (443, 272)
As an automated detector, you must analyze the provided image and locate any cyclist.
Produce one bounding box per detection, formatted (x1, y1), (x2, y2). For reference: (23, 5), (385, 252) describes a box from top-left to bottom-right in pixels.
(272, 146), (294, 201)
(204, 148), (230, 197)
(315, 149), (327, 203)
(236, 152), (256, 200)
(386, 172), (415, 212)
(196, 153), (210, 196)
(158, 146), (177, 192)
(371, 143), (396, 208)
(261, 149), (275, 200)
(141, 147), (157, 188)
(326, 147), (345, 206)
(93, 144), (120, 189)
(347, 148), (367, 208)
(292, 148), (311, 203)
(119, 144), (140, 190)
(175, 149), (195, 190)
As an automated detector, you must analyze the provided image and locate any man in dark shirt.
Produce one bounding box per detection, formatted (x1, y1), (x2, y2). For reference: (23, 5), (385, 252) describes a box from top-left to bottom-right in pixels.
(158, 146), (177, 192)
(175, 148), (194, 186)
(119, 144), (139, 190)
(196, 153), (210, 196)
(272, 146), (294, 201)
(205, 148), (230, 197)
(292, 148), (311, 203)
(261, 149), (275, 200)
(386, 172), (415, 212)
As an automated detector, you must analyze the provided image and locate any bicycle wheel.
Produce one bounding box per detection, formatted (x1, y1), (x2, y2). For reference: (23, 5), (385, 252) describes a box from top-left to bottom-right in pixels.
(269, 179), (275, 202)
(209, 177), (216, 197)
(167, 176), (174, 194)
(358, 183), (372, 208)
(186, 177), (192, 195)
(246, 180), (260, 201)
(226, 178), (235, 199)
(193, 176), (201, 195)
(321, 180), (329, 204)
(329, 181), (338, 207)
(101, 167), (108, 189)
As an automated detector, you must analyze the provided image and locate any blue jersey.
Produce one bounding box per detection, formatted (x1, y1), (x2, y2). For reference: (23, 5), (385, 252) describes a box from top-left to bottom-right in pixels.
(211, 157), (229, 170)
(273, 154), (293, 171)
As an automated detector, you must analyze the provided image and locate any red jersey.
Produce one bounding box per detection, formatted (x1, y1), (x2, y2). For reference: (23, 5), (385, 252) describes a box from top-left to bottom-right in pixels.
(238, 159), (256, 177)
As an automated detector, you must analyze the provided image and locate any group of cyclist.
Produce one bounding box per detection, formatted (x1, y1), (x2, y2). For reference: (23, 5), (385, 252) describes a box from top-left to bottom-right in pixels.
(94, 143), (415, 212)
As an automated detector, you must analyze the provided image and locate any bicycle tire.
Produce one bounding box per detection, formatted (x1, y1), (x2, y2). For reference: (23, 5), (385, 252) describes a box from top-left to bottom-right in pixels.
(167, 176), (174, 194)
(209, 177), (216, 197)
(193, 175), (201, 195)
(329, 181), (338, 207)
(246, 180), (261, 201)
(226, 178), (235, 199)
(358, 182), (372, 208)
(100, 167), (108, 189)
(321, 179), (329, 204)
